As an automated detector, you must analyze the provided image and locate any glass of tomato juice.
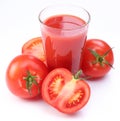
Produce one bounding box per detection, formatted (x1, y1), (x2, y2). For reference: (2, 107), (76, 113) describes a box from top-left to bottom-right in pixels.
(38, 4), (90, 74)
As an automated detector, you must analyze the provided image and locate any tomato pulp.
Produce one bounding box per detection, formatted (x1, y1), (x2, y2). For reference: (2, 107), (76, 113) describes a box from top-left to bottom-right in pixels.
(41, 15), (88, 74)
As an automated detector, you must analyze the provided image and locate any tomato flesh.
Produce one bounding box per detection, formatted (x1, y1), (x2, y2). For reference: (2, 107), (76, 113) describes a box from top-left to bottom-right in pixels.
(48, 74), (65, 100)
(22, 37), (46, 63)
(56, 79), (90, 113)
(42, 68), (90, 114)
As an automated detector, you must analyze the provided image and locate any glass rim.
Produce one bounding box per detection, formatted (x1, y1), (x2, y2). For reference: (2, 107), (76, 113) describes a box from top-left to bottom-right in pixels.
(38, 4), (91, 31)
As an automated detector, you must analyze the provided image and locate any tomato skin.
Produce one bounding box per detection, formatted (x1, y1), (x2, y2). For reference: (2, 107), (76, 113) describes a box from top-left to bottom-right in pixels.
(41, 68), (90, 114)
(22, 37), (46, 63)
(81, 39), (114, 78)
(6, 55), (48, 98)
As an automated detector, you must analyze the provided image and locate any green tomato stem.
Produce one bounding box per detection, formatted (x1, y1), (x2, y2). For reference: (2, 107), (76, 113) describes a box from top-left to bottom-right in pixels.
(23, 71), (40, 96)
(74, 70), (82, 79)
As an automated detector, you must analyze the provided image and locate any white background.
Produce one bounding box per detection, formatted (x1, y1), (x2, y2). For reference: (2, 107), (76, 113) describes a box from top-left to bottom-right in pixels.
(0, 0), (120, 120)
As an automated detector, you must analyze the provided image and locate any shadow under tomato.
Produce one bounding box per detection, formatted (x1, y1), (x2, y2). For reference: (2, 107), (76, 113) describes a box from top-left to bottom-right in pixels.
(21, 94), (42, 102)
(57, 110), (85, 118)
(43, 104), (84, 118)
(86, 75), (108, 82)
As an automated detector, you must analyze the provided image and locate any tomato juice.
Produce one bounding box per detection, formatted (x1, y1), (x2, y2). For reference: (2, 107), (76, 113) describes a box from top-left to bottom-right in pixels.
(40, 14), (89, 74)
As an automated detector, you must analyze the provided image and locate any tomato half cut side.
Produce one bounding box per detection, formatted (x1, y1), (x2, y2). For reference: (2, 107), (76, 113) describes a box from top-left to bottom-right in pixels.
(22, 37), (46, 63)
(56, 80), (90, 114)
(41, 68), (72, 105)
(41, 68), (90, 114)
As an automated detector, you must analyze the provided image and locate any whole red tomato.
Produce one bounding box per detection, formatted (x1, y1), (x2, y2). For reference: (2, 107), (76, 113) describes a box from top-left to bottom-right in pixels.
(81, 39), (114, 78)
(6, 55), (48, 98)
(41, 68), (90, 114)
(22, 37), (46, 63)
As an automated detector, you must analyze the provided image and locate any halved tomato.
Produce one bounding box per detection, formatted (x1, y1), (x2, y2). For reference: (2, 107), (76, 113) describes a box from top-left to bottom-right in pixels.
(22, 37), (46, 63)
(41, 68), (90, 114)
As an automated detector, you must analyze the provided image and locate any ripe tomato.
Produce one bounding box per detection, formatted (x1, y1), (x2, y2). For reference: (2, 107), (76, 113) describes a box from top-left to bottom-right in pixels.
(41, 68), (90, 114)
(81, 39), (114, 78)
(22, 37), (46, 63)
(6, 55), (48, 98)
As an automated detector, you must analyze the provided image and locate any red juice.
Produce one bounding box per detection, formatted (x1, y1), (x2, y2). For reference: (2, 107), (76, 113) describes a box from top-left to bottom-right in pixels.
(41, 15), (88, 74)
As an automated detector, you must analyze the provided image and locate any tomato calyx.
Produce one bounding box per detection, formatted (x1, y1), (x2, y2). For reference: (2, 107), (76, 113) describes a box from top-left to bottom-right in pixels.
(73, 70), (89, 80)
(74, 70), (83, 79)
(23, 71), (40, 95)
(88, 48), (113, 68)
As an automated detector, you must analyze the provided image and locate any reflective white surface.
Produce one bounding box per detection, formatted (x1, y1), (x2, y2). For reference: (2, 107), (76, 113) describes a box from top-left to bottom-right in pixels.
(0, 0), (119, 120)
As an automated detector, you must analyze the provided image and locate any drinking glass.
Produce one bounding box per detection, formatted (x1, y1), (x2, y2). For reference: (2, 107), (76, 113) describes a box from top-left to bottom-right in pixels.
(38, 4), (90, 74)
